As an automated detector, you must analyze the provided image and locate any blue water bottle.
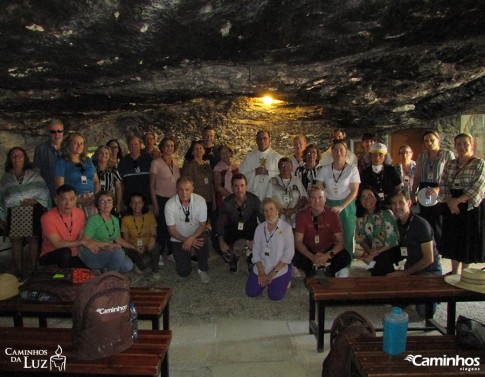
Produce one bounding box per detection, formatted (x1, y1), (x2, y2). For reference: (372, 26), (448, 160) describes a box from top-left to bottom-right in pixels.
(383, 307), (408, 355)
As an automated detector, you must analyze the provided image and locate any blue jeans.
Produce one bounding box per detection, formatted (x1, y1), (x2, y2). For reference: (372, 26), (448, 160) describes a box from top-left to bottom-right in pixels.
(78, 246), (133, 273)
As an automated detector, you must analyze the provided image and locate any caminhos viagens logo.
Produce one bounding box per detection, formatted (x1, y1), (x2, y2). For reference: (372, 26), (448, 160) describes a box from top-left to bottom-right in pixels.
(95, 304), (128, 315)
(405, 354), (481, 372)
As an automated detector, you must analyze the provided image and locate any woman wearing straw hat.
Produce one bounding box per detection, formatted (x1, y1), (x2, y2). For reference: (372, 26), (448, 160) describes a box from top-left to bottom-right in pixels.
(439, 133), (485, 274)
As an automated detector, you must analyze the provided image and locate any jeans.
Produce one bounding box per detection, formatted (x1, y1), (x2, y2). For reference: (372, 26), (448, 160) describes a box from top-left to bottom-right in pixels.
(171, 238), (209, 277)
(78, 246), (133, 272)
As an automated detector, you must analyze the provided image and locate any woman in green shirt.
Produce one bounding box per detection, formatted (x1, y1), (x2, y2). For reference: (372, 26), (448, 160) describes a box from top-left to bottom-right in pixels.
(79, 191), (135, 272)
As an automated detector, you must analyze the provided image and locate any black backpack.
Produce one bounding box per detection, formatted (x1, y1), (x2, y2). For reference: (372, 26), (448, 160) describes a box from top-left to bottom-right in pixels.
(72, 272), (133, 360)
(20, 266), (95, 303)
(322, 311), (376, 377)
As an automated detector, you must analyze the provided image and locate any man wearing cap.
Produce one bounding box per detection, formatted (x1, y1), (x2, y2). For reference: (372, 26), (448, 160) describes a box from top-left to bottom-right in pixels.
(357, 132), (392, 176)
(319, 128), (357, 166)
(388, 188), (442, 317)
(360, 142), (401, 207)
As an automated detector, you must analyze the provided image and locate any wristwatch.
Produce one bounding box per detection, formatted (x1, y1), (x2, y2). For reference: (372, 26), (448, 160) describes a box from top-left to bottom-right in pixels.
(328, 250), (335, 259)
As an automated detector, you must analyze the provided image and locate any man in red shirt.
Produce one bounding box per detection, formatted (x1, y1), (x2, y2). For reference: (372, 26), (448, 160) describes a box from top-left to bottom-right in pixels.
(39, 185), (91, 268)
(294, 184), (351, 277)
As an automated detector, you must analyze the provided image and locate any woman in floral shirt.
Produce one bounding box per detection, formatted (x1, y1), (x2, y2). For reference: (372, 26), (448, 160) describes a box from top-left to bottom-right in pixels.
(356, 185), (401, 276)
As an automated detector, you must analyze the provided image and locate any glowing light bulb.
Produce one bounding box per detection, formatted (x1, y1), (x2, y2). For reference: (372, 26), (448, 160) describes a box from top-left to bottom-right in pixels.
(262, 96), (273, 106)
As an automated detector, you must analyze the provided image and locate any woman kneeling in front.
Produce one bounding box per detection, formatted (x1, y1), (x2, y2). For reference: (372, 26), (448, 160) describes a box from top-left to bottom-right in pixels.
(246, 198), (294, 301)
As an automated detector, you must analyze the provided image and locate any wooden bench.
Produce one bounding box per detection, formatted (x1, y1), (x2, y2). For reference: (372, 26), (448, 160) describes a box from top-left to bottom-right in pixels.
(348, 335), (485, 376)
(306, 275), (485, 352)
(0, 287), (172, 330)
(0, 327), (172, 377)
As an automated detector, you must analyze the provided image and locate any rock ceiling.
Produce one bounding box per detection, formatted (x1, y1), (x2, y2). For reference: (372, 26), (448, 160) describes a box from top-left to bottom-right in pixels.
(1, 0), (485, 131)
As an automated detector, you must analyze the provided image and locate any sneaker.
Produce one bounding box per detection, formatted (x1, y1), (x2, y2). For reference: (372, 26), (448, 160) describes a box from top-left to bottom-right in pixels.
(229, 255), (239, 273)
(292, 265), (301, 278)
(198, 269), (210, 283)
(167, 254), (175, 263)
(158, 258), (165, 267)
(134, 265), (143, 275)
(335, 267), (349, 278)
(221, 252), (233, 263)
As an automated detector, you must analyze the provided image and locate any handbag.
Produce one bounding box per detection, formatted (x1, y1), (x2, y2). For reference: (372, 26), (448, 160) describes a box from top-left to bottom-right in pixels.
(9, 206), (34, 238)
(456, 315), (485, 349)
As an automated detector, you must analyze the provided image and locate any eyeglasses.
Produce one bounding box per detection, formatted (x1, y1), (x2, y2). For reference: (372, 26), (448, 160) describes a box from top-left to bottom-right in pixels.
(49, 130), (63, 134)
(312, 216), (319, 231)
(280, 163), (292, 168)
(11, 154), (24, 159)
(100, 199), (113, 205)
(75, 163), (86, 175)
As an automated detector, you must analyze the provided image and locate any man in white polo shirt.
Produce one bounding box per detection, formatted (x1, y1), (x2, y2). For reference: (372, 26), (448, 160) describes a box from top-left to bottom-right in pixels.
(165, 176), (210, 283)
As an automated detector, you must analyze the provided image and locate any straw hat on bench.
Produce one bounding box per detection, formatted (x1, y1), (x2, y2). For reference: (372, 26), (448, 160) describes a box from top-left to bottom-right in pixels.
(445, 268), (485, 294)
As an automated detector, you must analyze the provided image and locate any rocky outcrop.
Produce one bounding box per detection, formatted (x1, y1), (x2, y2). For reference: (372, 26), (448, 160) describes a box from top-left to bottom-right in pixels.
(0, 0), (484, 161)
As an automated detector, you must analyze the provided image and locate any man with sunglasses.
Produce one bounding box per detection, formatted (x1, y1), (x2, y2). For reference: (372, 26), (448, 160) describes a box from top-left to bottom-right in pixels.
(34, 119), (64, 200)
(217, 173), (264, 272)
(294, 184), (351, 277)
(165, 177), (210, 283)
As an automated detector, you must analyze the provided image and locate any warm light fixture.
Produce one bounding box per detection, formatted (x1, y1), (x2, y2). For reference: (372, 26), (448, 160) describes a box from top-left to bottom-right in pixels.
(262, 96), (273, 106)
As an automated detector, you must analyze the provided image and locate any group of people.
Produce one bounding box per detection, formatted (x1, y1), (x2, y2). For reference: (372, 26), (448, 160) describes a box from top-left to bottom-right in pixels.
(0, 121), (483, 308)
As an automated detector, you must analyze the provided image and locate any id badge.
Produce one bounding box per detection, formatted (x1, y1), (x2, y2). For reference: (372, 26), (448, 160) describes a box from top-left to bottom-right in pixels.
(378, 192), (384, 200)
(238, 222), (244, 231)
(314, 235), (320, 244)
(404, 176), (409, 183)
(81, 175), (87, 184)
(100, 179), (106, 187)
(170, 176), (176, 183)
(283, 194), (290, 204)
(264, 246), (270, 256)
(400, 247), (408, 257)
(454, 180), (460, 188)
(427, 172), (433, 181)
(333, 185), (338, 195)
(137, 239), (143, 247)
(204, 177), (209, 184)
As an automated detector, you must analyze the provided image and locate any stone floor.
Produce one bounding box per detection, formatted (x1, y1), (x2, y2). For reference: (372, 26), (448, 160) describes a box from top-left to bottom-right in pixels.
(1, 241), (484, 377)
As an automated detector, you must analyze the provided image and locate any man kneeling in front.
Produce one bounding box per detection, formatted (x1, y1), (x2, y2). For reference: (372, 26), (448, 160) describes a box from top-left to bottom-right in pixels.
(294, 184), (351, 277)
(165, 177), (210, 283)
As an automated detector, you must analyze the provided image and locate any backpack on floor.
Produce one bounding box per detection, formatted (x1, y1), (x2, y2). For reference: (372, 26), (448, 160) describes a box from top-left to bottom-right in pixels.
(72, 272), (133, 360)
(322, 311), (376, 377)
